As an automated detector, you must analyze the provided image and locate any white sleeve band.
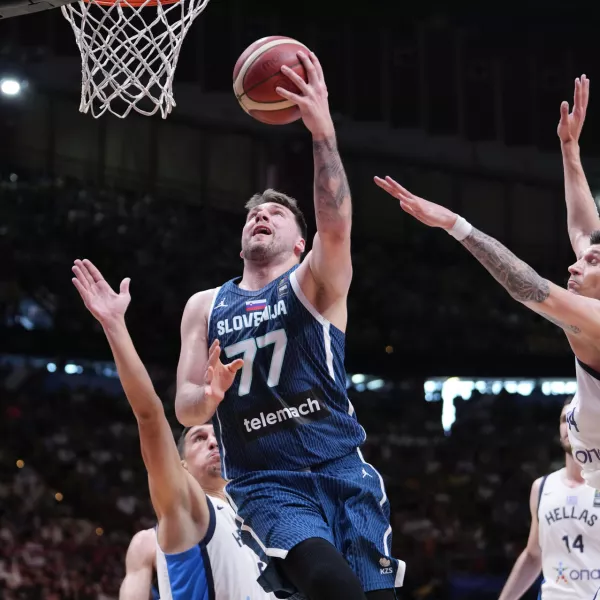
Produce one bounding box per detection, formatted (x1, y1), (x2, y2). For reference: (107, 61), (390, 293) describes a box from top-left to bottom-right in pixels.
(447, 216), (473, 241)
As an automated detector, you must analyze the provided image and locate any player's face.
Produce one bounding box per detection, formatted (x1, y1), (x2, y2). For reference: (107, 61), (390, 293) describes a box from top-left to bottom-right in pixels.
(560, 407), (572, 455)
(182, 425), (221, 481)
(567, 245), (600, 300)
(241, 202), (304, 263)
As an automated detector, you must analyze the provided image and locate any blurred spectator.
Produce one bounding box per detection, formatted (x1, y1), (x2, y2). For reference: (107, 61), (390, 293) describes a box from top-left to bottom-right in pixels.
(0, 171), (567, 599)
(0, 357), (563, 599)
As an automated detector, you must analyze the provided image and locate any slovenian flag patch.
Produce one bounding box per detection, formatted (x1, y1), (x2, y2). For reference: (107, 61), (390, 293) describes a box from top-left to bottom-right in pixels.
(246, 299), (267, 312)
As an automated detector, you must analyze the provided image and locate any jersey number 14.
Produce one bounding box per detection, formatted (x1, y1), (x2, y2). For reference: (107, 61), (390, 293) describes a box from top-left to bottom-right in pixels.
(562, 534), (584, 553)
(224, 329), (287, 396)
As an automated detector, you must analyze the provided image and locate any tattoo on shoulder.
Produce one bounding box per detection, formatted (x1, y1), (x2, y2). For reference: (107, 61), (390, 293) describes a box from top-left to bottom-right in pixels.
(312, 136), (350, 215)
(538, 311), (581, 334)
(460, 228), (550, 303)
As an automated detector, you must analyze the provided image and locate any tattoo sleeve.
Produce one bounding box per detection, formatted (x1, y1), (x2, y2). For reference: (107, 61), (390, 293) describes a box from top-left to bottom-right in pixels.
(460, 227), (550, 302)
(312, 136), (352, 229)
(460, 228), (581, 333)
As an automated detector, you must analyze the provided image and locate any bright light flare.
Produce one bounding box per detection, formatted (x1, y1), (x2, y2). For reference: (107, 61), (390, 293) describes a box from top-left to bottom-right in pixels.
(0, 79), (21, 96)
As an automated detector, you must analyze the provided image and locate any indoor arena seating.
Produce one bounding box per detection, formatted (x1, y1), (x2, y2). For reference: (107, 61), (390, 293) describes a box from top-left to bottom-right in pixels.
(1, 355), (566, 599)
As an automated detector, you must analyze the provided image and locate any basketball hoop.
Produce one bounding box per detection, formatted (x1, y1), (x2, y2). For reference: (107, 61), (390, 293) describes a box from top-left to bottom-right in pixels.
(61, 0), (210, 119)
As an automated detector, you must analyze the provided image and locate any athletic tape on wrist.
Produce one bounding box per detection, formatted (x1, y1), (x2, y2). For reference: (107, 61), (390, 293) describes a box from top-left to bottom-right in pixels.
(447, 216), (473, 241)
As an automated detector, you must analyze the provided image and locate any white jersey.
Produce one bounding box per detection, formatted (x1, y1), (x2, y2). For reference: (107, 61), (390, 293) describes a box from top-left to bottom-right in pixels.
(156, 494), (275, 600)
(538, 469), (600, 599)
(567, 360), (600, 488)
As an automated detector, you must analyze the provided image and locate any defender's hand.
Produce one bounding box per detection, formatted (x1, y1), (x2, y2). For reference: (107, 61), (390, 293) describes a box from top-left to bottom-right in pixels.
(276, 51), (334, 138)
(558, 75), (589, 145)
(203, 340), (244, 407)
(72, 259), (131, 325)
(374, 176), (458, 230)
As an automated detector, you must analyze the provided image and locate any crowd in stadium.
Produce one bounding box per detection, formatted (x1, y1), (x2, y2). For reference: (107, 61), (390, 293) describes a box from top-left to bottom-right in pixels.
(1, 165), (571, 597)
(0, 353), (565, 599)
(0, 171), (574, 599)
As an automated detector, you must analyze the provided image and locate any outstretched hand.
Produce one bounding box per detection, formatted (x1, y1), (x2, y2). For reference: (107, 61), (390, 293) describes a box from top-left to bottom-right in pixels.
(72, 259), (131, 325)
(374, 176), (458, 230)
(558, 74), (589, 145)
(203, 340), (244, 407)
(276, 51), (334, 138)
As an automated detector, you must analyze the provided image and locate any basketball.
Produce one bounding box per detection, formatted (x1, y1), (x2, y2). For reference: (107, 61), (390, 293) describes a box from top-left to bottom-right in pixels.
(233, 36), (310, 125)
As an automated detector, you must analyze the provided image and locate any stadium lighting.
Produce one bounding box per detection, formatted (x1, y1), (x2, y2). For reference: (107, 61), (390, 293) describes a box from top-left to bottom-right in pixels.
(0, 78), (21, 96)
(366, 379), (385, 391)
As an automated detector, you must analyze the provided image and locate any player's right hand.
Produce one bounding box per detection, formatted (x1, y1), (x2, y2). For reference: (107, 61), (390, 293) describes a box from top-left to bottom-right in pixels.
(71, 258), (131, 326)
(374, 176), (458, 230)
(203, 340), (244, 406)
(558, 74), (589, 145)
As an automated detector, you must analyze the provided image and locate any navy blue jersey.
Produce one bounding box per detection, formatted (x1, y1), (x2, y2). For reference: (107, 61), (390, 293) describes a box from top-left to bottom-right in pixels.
(207, 265), (365, 479)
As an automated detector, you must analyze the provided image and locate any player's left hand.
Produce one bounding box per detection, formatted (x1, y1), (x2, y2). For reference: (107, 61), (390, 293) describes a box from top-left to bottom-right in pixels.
(374, 176), (458, 230)
(558, 74), (589, 146)
(276, 51), (334, 138)
(72, 258), (131, 326)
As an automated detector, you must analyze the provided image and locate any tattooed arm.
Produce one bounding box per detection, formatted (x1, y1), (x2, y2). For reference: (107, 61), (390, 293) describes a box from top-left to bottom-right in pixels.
(277, 50), (352, 308)
(460, 227), (585, 335)
(307, 134), (353, 295)
(375, 175), (600, 338)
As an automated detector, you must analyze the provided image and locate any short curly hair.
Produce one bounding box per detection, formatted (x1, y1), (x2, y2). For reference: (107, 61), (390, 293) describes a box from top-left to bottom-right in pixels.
(245, 189), (308, 242)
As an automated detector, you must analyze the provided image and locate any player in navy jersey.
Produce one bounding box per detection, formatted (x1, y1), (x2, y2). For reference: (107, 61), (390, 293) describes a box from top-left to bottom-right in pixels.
(176, 51), (404, 600)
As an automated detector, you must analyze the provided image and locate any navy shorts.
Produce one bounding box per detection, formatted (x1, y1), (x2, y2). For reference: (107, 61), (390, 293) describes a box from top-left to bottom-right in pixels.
(225, 449), (405, 596)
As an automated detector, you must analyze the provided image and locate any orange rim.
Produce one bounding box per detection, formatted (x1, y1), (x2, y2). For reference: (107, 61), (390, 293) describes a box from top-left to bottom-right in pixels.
(84, 0), (181, 6)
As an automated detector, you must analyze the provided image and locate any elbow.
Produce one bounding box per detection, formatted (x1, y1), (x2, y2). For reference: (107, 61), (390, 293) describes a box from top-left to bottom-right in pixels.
(523, 545), (542, 565)
(318, 218), (352, 242)
(508, 275), (551, 305)
(135, 402), (165, 425)
(175, 390), (201, 427)
(175, 399), (193, 427)
(525, 552), (542, 571)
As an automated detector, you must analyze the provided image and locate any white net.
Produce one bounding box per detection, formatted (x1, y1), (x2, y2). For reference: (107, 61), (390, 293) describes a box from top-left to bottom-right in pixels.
(62, 0), (210, 119)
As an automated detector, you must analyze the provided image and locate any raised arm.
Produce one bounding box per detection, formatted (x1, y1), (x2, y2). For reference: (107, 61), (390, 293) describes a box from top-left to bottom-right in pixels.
(72, 259), (210, 547)
(498, 479), (543, 600)
(309, 132), (353, 294)
(276, 51), (353, 302)
(558, 75), (600, 257)
(119, 529), (155, 600)
(175, 290), (243, 427)
(374, 177), (600, 340)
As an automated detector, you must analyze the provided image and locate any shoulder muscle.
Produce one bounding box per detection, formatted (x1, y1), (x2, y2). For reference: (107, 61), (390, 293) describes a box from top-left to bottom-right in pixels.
(125, 529), (156, 571)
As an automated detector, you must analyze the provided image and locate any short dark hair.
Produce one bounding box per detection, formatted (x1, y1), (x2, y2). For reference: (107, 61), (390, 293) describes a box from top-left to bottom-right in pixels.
(245, 189), (308, 243)
(177, 426), (192, 459)
(590, 230), (600, 246)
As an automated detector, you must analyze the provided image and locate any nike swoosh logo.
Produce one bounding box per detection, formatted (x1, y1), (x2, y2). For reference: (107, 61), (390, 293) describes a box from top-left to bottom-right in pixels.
(217, 506), (225, 510)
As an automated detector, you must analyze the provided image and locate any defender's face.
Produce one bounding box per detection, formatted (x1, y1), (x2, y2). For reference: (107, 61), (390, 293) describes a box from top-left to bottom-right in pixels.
(560, 406), (572, 455)
(241, 202), (303, 263)
(568, 245), (600, 300)
(182, 425), (221, 480)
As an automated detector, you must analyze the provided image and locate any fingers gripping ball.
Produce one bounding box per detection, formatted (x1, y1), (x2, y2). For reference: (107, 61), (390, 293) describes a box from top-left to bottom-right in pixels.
(233, 36), (310, 125)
